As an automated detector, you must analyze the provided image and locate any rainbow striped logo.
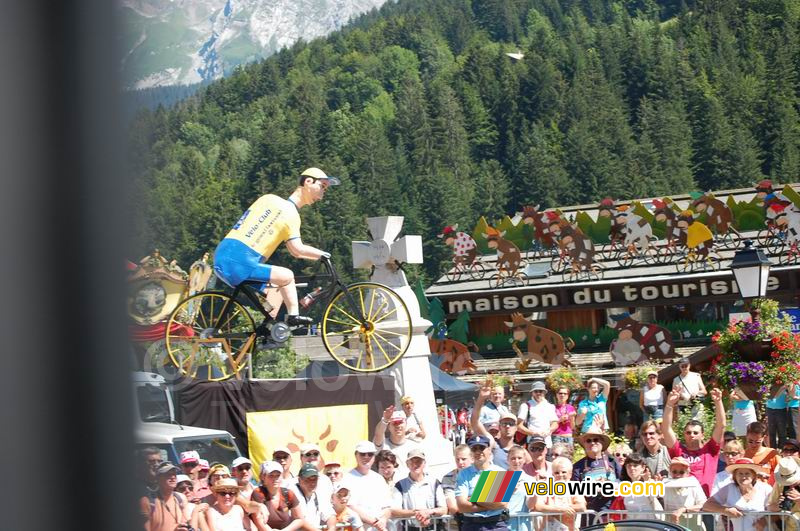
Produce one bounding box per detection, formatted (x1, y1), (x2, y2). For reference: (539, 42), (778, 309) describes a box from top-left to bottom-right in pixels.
(469, 471), (522, 502)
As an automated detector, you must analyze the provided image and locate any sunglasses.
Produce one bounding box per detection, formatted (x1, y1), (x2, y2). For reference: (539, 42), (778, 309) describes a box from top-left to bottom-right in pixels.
(273, 453), (289, 460)
(585, 438), (602, 444)
(724, 452), (742, 457)
(237, 464), (252, 471)
(680, 364), (689, 368)
(217, 491), (238, 497)
(500, 421), (516, 427)
(614, 453), (629, 458)
(641, 431), (658, 437)
(182, 462), (199, 467)
(531, 446), (546, 452)
(303, 452), (320, 457)
(670, 470), (687, 475)
(557, 392), (568, 395)
(176, 484), (194, 492)
(533, 390), (546, 394)
(470, 445), (488, 451)
(357, 452), (375, 457)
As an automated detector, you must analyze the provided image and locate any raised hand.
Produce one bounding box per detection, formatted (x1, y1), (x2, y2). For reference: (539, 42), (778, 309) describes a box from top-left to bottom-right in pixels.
(666, 389), (681, 406)
(383, 405), (395, 422)
(710, 388), (723, 403)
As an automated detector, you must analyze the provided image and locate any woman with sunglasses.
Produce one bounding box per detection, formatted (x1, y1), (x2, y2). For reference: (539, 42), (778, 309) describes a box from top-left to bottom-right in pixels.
(711, 440), (744, 495)
(609, 453), (663, 521)
(608, 442), (632, 470)
(552, 387), (576, 449)
(175, 474), (213, 530)
(252, 461), (308, 531)
(663, 457), (707, 531)
(207, 478), (252, 530)
(639, 370), (665, 422)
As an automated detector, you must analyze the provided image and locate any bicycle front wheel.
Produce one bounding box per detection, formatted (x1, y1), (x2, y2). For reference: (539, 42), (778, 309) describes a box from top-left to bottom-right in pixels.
(321, 283), (412, 373)
(165, 292), (256, 381)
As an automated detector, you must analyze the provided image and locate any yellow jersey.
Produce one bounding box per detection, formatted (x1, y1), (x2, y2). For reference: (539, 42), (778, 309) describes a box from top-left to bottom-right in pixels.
(224, 194), (301, 260)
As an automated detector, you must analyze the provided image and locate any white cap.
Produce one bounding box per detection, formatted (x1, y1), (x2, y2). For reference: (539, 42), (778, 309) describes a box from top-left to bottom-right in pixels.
(299, 443), (320, 455)
(355, 440), (377, 453)
(232, 457), (252, 469)
(272, 446), (291, 456)
(260, 461), (283, 476)
(176, 474), (192, 485)
(179, 450), (200, 464)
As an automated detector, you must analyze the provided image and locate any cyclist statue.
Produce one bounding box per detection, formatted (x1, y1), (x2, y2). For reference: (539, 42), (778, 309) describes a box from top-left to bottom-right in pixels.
(213, 167), (339, 327)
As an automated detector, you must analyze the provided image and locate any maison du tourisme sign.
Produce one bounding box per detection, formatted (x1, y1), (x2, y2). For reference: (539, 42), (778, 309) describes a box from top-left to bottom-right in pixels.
(442, 270), (799, 317)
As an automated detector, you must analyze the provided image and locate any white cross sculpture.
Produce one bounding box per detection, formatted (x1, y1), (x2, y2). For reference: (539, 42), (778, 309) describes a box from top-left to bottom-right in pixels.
(351, 216), (454, 477)
(352, 216), (423, 288)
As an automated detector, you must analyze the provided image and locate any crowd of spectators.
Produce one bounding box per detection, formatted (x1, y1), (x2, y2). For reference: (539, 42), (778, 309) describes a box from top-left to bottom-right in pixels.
(137, 361), (800, 531)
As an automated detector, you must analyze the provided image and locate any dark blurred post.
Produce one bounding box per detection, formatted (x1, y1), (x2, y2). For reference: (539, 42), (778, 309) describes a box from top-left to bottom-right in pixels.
(0, 2), (135, 530)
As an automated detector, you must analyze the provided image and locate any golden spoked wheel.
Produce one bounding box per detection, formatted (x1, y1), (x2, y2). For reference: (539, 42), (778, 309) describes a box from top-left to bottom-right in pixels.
(165, 292), (256, 381)
(321, 283), (412, 373)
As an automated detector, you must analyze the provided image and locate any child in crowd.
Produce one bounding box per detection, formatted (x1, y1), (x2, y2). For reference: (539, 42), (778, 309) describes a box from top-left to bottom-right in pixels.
(331, 484), (363, 531)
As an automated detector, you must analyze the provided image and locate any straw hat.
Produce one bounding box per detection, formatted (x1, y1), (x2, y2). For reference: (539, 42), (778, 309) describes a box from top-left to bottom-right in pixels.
(211, 477), (240, 493)
(775, 457), (800, 486)
(669, 456), (691, 469)
(726, 457), (764, 475)
(577, 428), (610, 451)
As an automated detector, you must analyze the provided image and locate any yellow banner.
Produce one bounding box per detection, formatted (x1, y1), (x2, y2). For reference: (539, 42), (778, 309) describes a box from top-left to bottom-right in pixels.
(247, 404), (369, 476)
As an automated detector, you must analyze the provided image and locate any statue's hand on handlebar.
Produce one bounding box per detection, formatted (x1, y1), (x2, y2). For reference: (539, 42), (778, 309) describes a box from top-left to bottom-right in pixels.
(319, 251), (331, 261)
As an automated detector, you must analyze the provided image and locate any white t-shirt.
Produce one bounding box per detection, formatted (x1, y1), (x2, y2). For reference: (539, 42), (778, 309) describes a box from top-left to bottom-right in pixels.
(672, 372), (704, 405)
(344, 468), (391, 530)
(378, 438), (420, 479)
(712, 481), (773, 531)
(642, 384), (664, 407)
(286, 472), (333, 511)
(208, 504), (249, 531)
(517, 399), (558, 447)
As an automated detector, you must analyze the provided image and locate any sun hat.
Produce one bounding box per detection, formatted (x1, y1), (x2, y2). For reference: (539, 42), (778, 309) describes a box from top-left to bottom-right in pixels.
(669, 456), (691, 469)
(301, 167), (340, 186)
(577, 428), (611, 451)
(208, 464), (231, 477)
(211, 477), (240, 493)
(726, 457), (764, 475)
(530, 381), (546, 392)
(775, 457), (800, 486)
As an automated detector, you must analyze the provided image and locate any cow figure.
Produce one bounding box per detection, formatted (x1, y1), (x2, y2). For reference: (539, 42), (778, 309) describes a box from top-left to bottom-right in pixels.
(429, 338), (478, 375)
(609, 313), (676, 366)
(599, 198), (624, 247)
(557, 221), (597, 275)
(614, 205), (653, 254)
(691, 192), (737, 235)
(438, 224), (478, 267)
(653, 199), (684, 249)
(483, 226), (522, 278)
(522, 205), (559, 253)
(504, 312), (574, 372)
(677, 210), (713, 257)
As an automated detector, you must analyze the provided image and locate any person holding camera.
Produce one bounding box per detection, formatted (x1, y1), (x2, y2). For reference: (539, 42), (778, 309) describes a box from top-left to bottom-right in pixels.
(767, 456), (800, 531)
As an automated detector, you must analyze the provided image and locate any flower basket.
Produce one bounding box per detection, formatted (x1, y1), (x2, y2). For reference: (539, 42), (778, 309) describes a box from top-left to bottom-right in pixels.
(734, 340), (774, 363)
(624, 366), (655, 389)
(546, 368), (582, 392)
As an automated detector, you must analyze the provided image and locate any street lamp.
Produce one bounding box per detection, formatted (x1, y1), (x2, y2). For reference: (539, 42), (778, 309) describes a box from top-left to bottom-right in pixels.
(730, 239), (772, 320)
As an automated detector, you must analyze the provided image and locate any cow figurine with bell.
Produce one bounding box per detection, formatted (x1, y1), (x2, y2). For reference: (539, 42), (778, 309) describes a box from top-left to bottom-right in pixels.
(505, 312), (574, 372)
(609, 313), (676, 366)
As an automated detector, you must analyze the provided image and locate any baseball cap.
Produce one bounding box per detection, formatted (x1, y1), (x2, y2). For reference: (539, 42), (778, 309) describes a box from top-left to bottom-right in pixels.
(259, 461), (283, 476)
(499, 411), (517, 422)
(232, 457), (252, 469)
(301, 167), (340, 186)
(485, 422), (500, 433)
(299, 463), (320, 478)
(299, 443), (320, 455)
(209, 464), (231, 477)
(390, 411), (406, 424)
(198, 459), (210, 470)
(323, 461), (341, 468)
(272, 446), (291, 456)
(467, 435), (492, 448)
(156, 462), (180, 476)
(679, 358), (691, 365)
(333, 483), (349, 493)
(176, 474), (192, 485)
(180, 451), (200, 464)
(407, 448), (426, 460)
(530, 381), (546, 392)
(355, 441), (377, 453)
(646, 369), (658, 377)
(528, 436), (547, 448)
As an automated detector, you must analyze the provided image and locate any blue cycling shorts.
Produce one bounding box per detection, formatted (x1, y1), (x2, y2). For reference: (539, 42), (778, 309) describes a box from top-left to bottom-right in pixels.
(213, 238), (272, 291)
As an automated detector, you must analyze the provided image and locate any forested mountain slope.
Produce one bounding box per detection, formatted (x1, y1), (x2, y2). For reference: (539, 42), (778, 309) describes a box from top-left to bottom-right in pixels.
(128, 0), (800, 282)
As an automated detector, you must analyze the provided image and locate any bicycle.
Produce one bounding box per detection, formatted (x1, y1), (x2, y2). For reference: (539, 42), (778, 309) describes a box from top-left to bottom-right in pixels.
(163, 257), (413, 380)
(674, 248), (721, 273)
(443, 258), (488, 282)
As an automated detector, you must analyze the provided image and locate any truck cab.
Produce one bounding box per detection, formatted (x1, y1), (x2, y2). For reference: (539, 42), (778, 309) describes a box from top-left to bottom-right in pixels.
(132, 372), (242, 465)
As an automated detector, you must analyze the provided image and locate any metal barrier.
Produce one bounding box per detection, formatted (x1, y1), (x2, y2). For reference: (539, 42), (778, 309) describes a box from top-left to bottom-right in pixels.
(390, 512), (600, 531)
(594, 509), (800, 530)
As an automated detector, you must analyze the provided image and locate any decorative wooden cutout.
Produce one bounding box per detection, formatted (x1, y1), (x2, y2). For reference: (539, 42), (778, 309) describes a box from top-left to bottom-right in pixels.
(773, 203), (800, 264)
(614, 204), (654, 254)
(609, 313), (676, 366)
(504, 312), (574, 372)
(691, 192), (737, 235)
(676, 210), (713, 255)
(522, 205), (559, 251)
(429, 338), (478, 375)
(556, 221), (600, 276)
(438, 224), (478, 267)
(482, 225), (524, 285)
(127, 250), (188, 325)
(652, 199), (682, 249)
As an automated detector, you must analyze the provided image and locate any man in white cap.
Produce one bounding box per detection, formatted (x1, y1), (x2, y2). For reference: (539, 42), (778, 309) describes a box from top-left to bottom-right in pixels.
(180, 450), (201, 481)
(213, 167), (339, 327)
(515, 380), (558, 447)
(471, 384), (528, 469)
(374, 406), (420, 478)
(345, 440), (391, 531)
(391, 448), (447, 529)
(232, 456), (256, 499)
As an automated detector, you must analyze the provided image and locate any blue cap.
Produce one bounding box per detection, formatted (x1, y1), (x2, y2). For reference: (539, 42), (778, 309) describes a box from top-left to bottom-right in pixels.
(467, 435), (492, 448)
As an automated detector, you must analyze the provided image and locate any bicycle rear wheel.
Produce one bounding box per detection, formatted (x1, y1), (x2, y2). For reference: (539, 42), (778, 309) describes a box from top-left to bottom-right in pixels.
(321, 283), (412, 373)
(165, 292), (256, 381)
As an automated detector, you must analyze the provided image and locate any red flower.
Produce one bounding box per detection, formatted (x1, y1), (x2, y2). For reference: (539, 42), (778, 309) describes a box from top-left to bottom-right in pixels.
(780, 366), (788, 372)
